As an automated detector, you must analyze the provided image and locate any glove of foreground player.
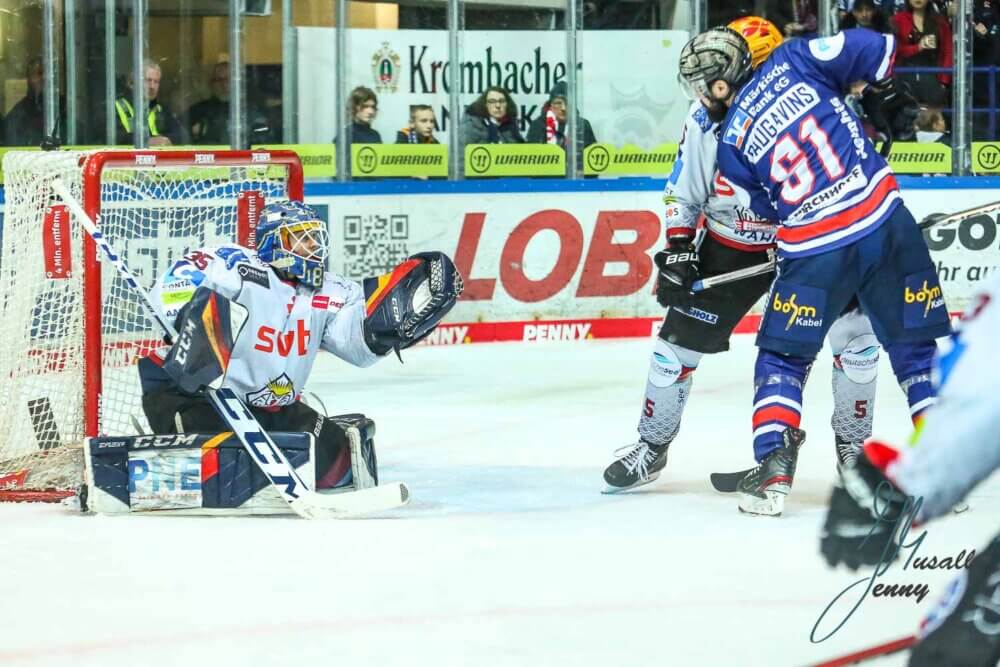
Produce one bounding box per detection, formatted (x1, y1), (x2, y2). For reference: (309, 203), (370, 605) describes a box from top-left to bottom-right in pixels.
(363, 251), (464, 357)
(820, 442), (914, 570)
(860, 77), (918, 157)
(654, 242), (700, 309)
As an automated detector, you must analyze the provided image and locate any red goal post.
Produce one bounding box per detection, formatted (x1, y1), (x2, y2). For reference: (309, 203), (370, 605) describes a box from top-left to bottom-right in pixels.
(0, 148), (304, 502)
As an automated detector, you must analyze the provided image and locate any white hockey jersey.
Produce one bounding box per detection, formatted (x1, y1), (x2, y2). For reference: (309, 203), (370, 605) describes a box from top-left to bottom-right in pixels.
(150, 244), (380, 408)
(663, 103), (777, 250)
(890, 274), (1000, 523)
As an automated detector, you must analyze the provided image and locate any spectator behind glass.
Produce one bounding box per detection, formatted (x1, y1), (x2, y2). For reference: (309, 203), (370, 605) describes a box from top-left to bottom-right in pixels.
(915, 107), (951, 144)
(346, 86), (382, 144)
(840, 0), (893, 31)
(396, 105), (438, 144)
(186, 62), (277, 145)
(4, 57), (57, 146)
(891, 0), (953, 106)
(526, 81), (597, 151)
(460, 86), (524, 146)
(114, 61), (187, 146)
(971, 0), (1000, 138)
(765, 0), (819, 38)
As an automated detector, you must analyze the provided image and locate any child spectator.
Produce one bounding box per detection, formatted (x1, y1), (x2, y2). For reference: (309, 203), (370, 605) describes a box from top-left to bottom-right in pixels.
(915, 107), (951, 144)
(346, 86), (381, 144)
(395, 105), (438, 144)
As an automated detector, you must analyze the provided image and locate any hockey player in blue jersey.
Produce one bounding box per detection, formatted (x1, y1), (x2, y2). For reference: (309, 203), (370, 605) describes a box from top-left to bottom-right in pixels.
(677, 27), (950, 516)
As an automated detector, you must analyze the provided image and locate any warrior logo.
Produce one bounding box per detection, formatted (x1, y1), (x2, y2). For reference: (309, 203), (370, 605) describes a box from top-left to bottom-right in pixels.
(246, 373), (297, 408)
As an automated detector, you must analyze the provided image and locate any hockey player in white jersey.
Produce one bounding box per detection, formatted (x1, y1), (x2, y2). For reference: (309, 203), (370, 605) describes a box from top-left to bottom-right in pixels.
(603, 17), (880, 505)
(820, 273), (1000, 666)
(138, 200), (462, 493)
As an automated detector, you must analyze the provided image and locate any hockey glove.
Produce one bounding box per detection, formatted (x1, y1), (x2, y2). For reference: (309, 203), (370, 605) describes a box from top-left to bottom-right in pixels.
(860, 77), (918, 157)
(820, 442), (913, 570)
(363, 251), (464, 357)
(654, 241), (701, 309)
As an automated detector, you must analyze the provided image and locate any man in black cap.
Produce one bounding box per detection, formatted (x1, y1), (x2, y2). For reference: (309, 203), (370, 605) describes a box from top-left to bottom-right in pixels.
(526, 81), (596, 150)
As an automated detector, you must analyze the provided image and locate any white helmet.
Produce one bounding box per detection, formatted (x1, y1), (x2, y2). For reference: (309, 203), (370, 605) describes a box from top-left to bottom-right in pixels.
(677, 27), (754, 102)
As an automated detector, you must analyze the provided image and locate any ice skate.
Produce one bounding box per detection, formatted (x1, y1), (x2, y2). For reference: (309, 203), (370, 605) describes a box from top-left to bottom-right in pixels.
(737, 428), (805, 516)
(602, 440), (669, 493)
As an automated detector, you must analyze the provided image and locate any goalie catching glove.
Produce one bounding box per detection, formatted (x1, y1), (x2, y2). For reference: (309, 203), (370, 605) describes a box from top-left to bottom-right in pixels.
(363, 251), (464, 357)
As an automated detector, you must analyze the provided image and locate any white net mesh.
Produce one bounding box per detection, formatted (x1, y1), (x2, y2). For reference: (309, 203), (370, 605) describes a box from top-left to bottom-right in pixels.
(0, 149), (296, 500)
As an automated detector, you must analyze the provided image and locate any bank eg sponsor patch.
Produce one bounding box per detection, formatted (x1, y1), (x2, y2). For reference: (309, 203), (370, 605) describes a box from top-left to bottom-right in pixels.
(903, 270), (948, 328)
(723, 109), (753, 149)
(764, 282), (826, 342)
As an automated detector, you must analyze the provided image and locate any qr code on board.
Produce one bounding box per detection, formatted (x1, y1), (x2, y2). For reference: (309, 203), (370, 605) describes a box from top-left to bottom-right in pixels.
(342, 214), (410, 279)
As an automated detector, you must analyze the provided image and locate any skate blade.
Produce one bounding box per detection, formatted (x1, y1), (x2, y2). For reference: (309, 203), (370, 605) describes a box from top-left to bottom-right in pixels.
(738, 489), (786, 517)
(602, 472), (661, 495)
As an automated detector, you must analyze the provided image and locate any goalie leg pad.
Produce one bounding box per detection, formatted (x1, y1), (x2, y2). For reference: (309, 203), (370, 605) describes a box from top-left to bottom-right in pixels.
(363, 251), (464, 355)
(315, 414), (379, 491)
(638, 339), (700, 446)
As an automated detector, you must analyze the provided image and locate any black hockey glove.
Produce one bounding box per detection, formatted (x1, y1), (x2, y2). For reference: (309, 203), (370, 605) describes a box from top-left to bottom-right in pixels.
(654, 241), (700, 309)
(820, 444), (913, 570)
(860, 78), (918, 157)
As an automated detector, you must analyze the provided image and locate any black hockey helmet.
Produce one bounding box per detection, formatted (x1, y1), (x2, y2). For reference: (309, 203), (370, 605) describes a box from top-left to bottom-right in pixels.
(677, 27), (754, 102)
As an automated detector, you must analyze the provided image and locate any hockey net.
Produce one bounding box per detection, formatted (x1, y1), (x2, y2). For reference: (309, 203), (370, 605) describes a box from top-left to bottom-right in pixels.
(0, 149), (303, 501)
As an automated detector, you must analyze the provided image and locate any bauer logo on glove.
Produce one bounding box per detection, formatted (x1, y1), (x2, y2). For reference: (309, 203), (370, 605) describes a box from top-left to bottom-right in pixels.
(363, 251), (464, 357)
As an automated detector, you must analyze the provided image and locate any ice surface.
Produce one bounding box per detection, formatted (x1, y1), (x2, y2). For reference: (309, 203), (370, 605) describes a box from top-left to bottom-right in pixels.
(2, 335), (996, 666)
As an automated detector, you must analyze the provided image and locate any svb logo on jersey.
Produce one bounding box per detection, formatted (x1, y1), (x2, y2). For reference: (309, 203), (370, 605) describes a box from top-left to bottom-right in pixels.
(723, 109), (753, 148)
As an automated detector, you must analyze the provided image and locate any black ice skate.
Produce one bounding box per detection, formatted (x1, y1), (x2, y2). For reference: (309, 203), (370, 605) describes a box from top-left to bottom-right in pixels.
(834, 435), (861, 477)
(602, 440), (669, 493)
(737, 428), (805, 516)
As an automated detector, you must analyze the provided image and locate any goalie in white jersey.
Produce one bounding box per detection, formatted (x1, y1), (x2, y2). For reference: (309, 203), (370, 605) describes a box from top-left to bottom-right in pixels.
(138, 200), (462, 493)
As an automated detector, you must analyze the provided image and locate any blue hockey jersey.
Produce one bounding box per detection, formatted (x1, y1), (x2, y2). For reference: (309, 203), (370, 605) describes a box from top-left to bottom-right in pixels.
(716, 29), (899, 258)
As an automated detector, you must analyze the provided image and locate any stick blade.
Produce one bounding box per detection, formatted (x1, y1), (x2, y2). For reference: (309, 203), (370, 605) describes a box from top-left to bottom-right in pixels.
(292, 482), (410, 519)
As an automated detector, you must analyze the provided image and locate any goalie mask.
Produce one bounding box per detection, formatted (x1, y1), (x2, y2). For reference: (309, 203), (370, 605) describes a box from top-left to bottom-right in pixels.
(678, 27), (753, 119)
(256, 201), (329, 289)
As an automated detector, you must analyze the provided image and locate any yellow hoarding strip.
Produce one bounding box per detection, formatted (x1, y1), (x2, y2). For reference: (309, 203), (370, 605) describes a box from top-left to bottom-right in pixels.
(350, 143), (447, 178)
(584, 143), (678, 176)
(463, 144), (565, 177)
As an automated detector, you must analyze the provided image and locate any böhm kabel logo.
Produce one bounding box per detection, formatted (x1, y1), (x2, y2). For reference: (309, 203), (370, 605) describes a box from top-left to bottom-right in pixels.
(905, 280), (944, 318)
(772, 291), (823, 331)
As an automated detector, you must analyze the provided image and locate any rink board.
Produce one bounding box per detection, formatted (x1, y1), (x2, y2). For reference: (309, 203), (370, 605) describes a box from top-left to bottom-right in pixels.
(311, 180), (1000, 344)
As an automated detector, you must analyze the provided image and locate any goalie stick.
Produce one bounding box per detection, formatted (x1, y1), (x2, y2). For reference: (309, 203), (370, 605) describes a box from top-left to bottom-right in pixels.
(52, 178), (409, 519)
(691, 200), (1000, 292)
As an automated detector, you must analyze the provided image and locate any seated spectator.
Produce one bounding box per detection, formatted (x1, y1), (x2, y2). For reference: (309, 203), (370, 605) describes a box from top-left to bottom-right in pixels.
(525, 82), (597, 151)
(345, 86), (381, 144)
(766, 0), (818, 38)
(891, 0), (952, 107)
(186, 61), (276, 145)
(115, 60), (187, 146)
(915, 107), (951, 144)
(460, 86), (524, 146)
(3, 57), (55, 146)
(395, 105), (438, 144)
(839, 0), (892, 31)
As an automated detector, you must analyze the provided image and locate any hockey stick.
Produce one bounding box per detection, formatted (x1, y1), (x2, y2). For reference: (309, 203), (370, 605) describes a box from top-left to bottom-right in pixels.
(806, 634), (916, 666)
(52, 178), (409, 518)
(692, 200), (1000, 292)
(709, 467), (754, 493)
